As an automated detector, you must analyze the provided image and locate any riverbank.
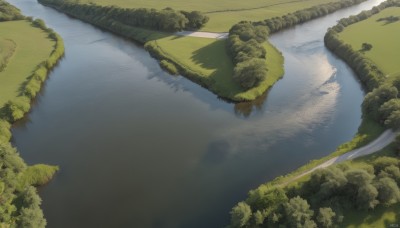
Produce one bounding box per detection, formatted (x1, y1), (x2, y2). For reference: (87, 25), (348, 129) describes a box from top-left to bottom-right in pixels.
(37, 0), (368, 101)
(228, 1), (400, 227)
(0, 1), (63, 226)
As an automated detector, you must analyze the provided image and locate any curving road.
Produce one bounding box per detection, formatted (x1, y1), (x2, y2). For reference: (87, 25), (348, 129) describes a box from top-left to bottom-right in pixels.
(288, 129), (397, 183)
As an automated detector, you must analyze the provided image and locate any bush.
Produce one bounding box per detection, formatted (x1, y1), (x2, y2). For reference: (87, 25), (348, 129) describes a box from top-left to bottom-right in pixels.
(3, 97), (31, 122)
(233, 58), (267, 89)
(0, 120), (11, 143)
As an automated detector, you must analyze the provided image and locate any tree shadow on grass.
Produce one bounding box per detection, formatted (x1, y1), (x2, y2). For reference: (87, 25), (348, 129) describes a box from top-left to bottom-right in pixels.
(189, 39), (244, 96)
(376, 16), (400, 25)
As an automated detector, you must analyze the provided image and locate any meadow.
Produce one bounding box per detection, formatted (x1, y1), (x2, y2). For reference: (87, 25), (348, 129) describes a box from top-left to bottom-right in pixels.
(0, 20), (54, 107)
(83, 0), (342, 32)
(338, 7), (400, 77)
(152, 36), (283, 101)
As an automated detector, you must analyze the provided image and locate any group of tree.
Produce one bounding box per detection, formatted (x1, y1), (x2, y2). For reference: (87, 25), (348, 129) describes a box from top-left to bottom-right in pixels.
(225, 0), (371, 91)
(255, 0), (367, 33)
(0, 0), (24, 21)
(362, 81), (400, 129)
(39, 0), (209, 32)
(0, 9), (62, 227)
(325, 0), (400, 91)
(230, 156), (400, 227)
(227, 22), (268, 90)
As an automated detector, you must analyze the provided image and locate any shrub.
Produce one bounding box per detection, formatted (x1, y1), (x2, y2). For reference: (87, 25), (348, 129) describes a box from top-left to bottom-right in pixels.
(233, 58), (267, 90)
(3, 97), (31, 122)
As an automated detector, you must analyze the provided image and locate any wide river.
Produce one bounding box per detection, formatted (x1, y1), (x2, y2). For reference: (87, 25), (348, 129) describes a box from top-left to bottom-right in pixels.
(9, 0), (384, 227)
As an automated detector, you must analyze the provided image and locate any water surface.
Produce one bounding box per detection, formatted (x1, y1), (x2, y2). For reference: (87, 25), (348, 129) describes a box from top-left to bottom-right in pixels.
(9, 0), (384, 227)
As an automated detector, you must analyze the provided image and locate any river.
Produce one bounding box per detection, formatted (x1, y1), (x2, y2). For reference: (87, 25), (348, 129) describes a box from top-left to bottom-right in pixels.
(8, 0), (384, 227)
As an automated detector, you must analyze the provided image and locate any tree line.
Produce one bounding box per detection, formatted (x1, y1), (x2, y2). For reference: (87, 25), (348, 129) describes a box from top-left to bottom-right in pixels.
(225, 0), (368, 91)
(0, 0), (24, 21)
(0, 17), (63, 227)
(325, 0), (400, 91)
(230, 155), (400, 227)
(39, 0), (209, 32)
(325, 0), (400, 129)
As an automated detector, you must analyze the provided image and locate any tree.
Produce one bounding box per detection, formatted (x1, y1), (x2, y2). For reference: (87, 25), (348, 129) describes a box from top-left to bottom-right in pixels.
(361, 42), (373, 51)
(233, 59), (267, 90)
(230, 202), (252, 228)
(317, 207), (336, 228)
(284, 196), (316, 228)
(378, 99), (400, 121)
(356, 184), (379, 210)
(374, 177), (400, 206)
(362, 84), (398, 119)
(384, 110), (400, 129)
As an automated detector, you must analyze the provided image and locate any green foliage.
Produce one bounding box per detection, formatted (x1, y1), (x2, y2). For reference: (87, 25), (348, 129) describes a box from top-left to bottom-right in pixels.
(374, 177), (400, 206)
(0, 119), (11, 143)
(180, 10), (209, 30)
(16, 186), (47, 228)
(3, 97), (31, 122)
(316, 207), (336, 228)
(39, 0), (208, 32)
(230, 202), (252, 228)
(18, 164), (59, 189)
(159, 60), (178, 75)
(233, 58), (267, 90)
(362, 84), (398, 119)
(284, 196), (316, 228)
(0, 0), (24, 21)
(361, 42), (373, 51)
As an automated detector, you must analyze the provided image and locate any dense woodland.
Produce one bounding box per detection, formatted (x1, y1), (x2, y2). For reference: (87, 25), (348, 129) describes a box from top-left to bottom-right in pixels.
(39, 0), (208, 32)
(0, 1), (62, 227)
(230, 154), (400, 227)
(226, 0), (367, 90)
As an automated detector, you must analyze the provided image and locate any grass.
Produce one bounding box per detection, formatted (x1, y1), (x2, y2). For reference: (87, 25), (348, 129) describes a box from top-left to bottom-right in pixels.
(84, 0), (343, 32)
(0, 20), (55, 108)
(338, 7), (400, 77)
(154, 36), (283, 100)
(17, 164), (59, 190)
(0, 38), (16, 71)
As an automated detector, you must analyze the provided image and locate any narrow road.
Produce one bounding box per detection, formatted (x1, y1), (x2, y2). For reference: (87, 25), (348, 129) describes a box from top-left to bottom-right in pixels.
(175, 31), (228, 39)
(288, 129), (397, 183)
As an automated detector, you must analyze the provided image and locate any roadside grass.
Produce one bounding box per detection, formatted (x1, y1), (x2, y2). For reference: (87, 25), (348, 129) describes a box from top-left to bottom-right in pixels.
(338, 7), (400, 76)
(84, 0), (341, 32)
(0, 20), (54, 108)
(154, 36), (283, 100)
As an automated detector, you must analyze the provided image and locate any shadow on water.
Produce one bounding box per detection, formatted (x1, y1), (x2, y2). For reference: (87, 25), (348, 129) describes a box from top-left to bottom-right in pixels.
(234, 91), (269, 118)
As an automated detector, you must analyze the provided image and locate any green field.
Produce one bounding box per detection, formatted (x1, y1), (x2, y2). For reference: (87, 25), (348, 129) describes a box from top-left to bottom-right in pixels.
(84, 0), (342, 32)
(338, 7), (400, 77)
(0, 20), (54, 107)
(0, 38), (16, 71)
(154, 36), (283, 100)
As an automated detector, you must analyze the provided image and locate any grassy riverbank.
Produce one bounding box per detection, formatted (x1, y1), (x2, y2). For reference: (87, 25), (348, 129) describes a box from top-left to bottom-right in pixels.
(39, 0), (367, 101)
(78, 0), (342, 32)
(227, 2), (400, 227)
(0, 1), (64, 226)
(0, 20), (54, 106)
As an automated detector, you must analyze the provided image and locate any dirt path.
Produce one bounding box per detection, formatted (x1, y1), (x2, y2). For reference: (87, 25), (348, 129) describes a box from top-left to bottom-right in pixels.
(287, 129), (397, 183)
(175, 31), (228, 39)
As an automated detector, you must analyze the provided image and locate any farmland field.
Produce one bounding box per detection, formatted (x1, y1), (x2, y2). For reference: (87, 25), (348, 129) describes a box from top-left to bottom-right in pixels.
(83, 0), (343, 32)
(338, 7), (400, 77)
(0, 20), (54, 107)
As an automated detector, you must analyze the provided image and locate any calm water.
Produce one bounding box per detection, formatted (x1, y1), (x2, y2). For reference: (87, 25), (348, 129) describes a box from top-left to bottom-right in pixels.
(9, 0), (384, 227)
